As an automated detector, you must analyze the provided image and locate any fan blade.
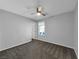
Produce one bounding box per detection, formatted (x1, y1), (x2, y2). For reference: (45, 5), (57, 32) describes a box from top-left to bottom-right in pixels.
(37, 7), (39, 12)
(41, 13), (46, 16)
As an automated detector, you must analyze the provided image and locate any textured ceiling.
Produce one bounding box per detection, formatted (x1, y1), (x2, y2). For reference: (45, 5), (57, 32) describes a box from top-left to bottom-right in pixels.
(0, 0), (77, 20)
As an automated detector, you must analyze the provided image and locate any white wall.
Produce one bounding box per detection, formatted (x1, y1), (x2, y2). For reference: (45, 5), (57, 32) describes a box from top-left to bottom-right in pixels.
(38, 11), (75, 48)
(73, 5), (78, 56)
(0, 9), (36, 51)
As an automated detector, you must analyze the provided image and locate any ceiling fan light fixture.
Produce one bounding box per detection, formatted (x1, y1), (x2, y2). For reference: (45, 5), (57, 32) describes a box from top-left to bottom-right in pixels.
(37, 12), (41, 16)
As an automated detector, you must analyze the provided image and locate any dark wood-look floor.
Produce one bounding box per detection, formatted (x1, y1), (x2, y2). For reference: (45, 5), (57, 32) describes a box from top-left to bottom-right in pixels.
(0, 39), (77, 59)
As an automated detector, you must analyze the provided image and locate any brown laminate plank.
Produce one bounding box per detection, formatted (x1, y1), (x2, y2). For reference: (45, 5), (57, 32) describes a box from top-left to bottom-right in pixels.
(0, 39), (77, 59)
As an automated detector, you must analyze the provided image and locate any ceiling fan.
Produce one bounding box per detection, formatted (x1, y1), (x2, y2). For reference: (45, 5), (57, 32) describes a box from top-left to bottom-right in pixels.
(36, 5), (47, 16)
(26, 0), (48, 16)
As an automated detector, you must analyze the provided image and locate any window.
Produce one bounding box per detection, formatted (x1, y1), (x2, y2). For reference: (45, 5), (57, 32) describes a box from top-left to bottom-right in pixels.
(38, 21), (45, 36)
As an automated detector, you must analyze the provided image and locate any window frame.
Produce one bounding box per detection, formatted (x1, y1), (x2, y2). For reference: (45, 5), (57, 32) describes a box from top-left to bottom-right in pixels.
(38, 21), (45, 36)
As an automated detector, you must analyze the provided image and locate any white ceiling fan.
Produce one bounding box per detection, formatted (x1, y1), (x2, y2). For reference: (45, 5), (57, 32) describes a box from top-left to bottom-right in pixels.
(26, 0), (48, 16)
